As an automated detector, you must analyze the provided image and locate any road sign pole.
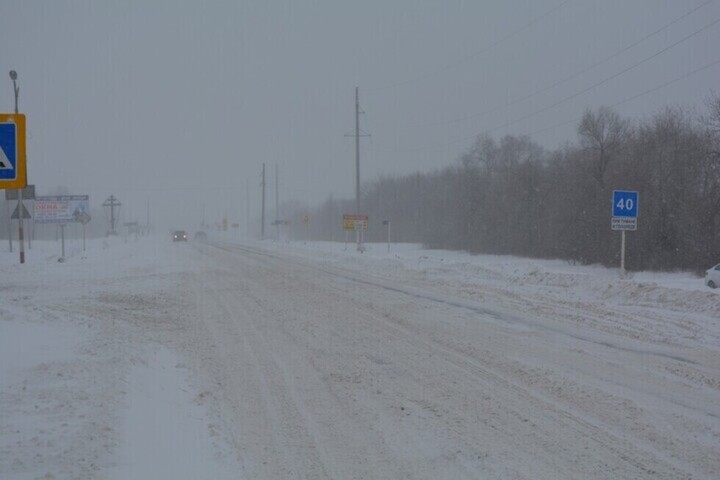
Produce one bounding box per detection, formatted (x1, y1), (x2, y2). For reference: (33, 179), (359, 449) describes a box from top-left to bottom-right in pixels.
(620, 230), (626, 275)
(60, 224), (65, 260)
(30, 201), (34, 248)
(5, 199), (11, 252)
(17, 188), (24, 263)
(27, 200), (31, 250)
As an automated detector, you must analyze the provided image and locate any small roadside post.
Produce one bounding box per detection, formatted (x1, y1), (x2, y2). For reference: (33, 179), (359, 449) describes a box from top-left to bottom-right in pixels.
(343, 214), (354, 251)
(356, 214), (368, 252)
(75, 211), (91, 252)
(611, 190), (639, 276)
(383, 220), (390, 252)
(303, 214), (311, 244)
(59, 224), (66, 261)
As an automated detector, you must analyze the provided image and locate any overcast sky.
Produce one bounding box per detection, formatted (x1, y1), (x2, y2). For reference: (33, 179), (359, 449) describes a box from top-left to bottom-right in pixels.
(2, 0), (719, 230)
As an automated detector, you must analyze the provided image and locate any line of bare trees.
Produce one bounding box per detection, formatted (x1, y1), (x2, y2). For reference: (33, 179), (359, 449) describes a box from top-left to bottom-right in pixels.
(305, 98), (720, 272)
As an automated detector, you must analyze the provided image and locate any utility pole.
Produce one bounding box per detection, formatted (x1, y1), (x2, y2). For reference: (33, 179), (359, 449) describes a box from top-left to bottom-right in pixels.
(355, 87), (360, 217)
(103, 195), (121, 235)
(345, 87), (370, 251)
(245, 178), (250, 237)
(275, 164), (279, 240)
(260, 163), (266, 239)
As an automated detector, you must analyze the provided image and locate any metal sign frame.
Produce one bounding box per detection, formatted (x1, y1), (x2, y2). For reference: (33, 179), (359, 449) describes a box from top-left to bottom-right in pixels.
(0, 114), (27, 189)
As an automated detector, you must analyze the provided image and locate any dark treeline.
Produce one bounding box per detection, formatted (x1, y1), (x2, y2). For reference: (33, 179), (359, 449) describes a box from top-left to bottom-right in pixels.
(307, 100), (720, 272)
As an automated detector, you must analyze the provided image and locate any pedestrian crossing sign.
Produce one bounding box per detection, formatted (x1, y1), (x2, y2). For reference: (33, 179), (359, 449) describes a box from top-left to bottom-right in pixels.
(0, 114), (27, 189)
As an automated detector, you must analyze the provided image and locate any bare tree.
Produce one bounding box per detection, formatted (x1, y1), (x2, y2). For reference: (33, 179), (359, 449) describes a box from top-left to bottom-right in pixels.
(578, 107), (632, 186)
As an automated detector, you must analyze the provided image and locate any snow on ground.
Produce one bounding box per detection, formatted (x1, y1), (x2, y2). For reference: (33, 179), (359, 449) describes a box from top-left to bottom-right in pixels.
(253, 238), (720, 348)
(108, 347), (237, 480)
(2, 232), (719, 478)
(1, 235), (238, 479)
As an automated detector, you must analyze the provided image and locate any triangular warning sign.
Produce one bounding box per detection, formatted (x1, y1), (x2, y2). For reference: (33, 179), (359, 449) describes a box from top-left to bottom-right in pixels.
(11, 203), (31, 219)
(0, 145), (13, 170)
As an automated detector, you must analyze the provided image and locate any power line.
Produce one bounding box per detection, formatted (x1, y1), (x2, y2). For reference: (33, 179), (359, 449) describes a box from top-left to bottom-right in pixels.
(531, 57), (720, 138)
(413, 0), (715, 129)
(367, 0), (574, 92)
(489, 16), (720, 133)
(371, 16), (720, 153)
(370, 57), (720, 153)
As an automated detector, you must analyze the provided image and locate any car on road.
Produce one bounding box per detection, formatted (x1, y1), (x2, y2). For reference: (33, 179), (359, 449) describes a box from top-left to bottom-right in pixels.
(705, 263), (720, 288)
(173, 230), (187, 242)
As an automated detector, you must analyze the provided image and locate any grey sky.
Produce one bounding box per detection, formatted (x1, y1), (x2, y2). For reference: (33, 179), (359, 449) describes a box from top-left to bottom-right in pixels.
(2, 1), (718, 230)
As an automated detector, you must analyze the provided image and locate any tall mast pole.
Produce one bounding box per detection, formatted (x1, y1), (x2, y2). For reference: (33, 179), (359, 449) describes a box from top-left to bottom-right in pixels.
(260, 163), (266, 239)
(355, 87), (360, 217)
(344, 87), (369, 251)
(10, 71), (24, 263)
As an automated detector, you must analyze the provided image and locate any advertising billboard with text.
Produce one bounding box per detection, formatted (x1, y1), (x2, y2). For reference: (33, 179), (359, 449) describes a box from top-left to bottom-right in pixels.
(35, 195), (90, 224)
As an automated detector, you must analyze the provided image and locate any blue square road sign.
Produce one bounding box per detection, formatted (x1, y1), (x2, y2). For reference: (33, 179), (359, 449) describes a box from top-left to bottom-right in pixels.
(612, 190), (638, 218)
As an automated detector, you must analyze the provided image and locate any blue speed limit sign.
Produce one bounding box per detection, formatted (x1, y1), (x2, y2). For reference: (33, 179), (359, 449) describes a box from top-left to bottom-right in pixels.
(612, 190), (638, 218)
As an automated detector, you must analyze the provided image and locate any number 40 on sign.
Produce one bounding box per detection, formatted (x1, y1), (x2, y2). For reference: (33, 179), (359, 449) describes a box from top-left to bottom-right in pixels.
(612, 190), (638, 218)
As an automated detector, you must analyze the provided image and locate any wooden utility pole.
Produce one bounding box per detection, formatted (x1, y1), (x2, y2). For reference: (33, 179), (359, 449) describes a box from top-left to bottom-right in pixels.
(355, 87), (360, 217)
(345, 87), (369, 251)
(275, 164), (280, 240)
(260, 163), (266, 239)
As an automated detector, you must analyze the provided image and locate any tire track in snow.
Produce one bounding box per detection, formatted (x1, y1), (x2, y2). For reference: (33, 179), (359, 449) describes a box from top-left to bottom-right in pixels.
(195, 240), (708, 478)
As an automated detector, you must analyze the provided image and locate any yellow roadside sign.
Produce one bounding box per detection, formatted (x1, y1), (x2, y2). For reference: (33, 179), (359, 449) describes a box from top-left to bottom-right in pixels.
(343, 214), (368, 231)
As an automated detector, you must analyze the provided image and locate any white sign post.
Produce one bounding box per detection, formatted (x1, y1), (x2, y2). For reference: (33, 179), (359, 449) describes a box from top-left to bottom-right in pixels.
(611, 190), (639, 276)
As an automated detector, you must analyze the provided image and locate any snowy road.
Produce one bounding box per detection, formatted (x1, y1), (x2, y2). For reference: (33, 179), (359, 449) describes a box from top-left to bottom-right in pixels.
(185, 240), (718, 478)
(2, 236), (719, 478)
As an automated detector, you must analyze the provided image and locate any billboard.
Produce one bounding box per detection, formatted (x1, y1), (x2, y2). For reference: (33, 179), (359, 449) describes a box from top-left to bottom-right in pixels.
(35, 195), (90, 224)
(342, 214), (368, 231)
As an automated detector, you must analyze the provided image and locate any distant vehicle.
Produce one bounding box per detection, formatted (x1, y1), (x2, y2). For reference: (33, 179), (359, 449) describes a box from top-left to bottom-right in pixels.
(173, 230), (187, 242)
(194, 231), (208, 241)
(705, 263), (720, 288)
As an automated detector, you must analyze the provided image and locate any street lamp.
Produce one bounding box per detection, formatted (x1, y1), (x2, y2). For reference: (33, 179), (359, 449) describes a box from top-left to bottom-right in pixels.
(8, 70), (24, 263)
(9, 70), (18, 114)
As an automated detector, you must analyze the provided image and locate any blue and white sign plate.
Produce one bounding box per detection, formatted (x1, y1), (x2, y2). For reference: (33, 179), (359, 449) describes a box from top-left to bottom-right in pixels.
(612, 190), (638, 230)
(0, 114), (27, 189)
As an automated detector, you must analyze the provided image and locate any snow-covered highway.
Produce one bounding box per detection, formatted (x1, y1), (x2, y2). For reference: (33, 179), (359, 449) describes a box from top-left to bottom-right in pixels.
(2, 235), (719, 478)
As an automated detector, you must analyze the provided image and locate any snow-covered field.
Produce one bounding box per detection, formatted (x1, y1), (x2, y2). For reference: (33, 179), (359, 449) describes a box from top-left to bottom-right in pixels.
(1, 233), (719, 478)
